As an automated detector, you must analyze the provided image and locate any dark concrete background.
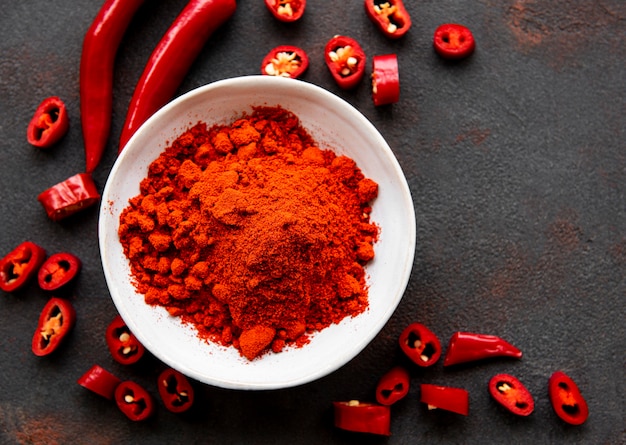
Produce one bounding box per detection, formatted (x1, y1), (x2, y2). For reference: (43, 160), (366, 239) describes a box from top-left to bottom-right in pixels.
(0, 1), (624, 444)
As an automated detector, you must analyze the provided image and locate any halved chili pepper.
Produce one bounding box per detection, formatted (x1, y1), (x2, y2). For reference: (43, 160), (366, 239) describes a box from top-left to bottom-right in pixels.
(106, 315), (146, 365)
(488, 373), (534, 416)
(37, 252), (82, 291)
(32, 297), (76, 356)
(375, 366), (410, 406)
(443, 332), (522, 367)
(78, 364), (122, 400)
(26, 96), (69, 148)
(433, 23), (476, 60)
(37, 172), (101, 222)
(324, 35), (366, 90)
(398, 322), (441, 367)
(264, 0), (305, 22)
(420, 384), (469, 416)
(115, 381), (155, 421)
(333, 401), (391, 436)
(118, 0), (237, 153)
(371, 54), (400, 106)
(364, 0), (411, 39)
(261, 45), (309, 79)
(81, 0), (146, 173)
(157, 368), (195, 413)
(548, 370), (589, 425)
(0, 241), (46, 293)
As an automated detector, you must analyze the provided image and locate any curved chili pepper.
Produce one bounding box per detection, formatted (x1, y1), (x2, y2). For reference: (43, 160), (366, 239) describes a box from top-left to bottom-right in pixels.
(420, 383), (469, 416)
(81, 0), (146, 173)
(399, 322), (441, 367)
(375, 366), (410, 406)
(264, 0), (305, 22)
(157, 368), (195, 413)
(37, 172), (101, 222)
(324, 35), (366, 90)
(333, 401), (391, 436)
(37, 252), (82, 291)
(433, 23), (476, 60)
(26, 96), (69, 148)
(364, 0), (411, 39)
(261, 45), (309, 79)
(488, 374), (534, 416)
(106, 315), (146, 365)
(32, 297), (76, 356)
(115, 381), (155, 421)
(371, 54), (400, 106)
(118, 0), (237, 153)
(78, 364), (122, 400)
(548, 370), (589, 425)
(0, 241), (46, 293)
(443, 332), (522, 367)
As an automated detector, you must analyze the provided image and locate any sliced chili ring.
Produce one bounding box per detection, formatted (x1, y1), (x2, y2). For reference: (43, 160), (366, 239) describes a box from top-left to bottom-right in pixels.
(375, 366), (410, 406)
(157, 368), (195, 413)
(32, 297), (76, 356)
(27, 96), (69, 148)
(37, 172), (101, 222)
(372, 54), (400, 106)
(399, 322), (441, 367)
(420, 383), (469, 416)
(37, 252), (82, 291)
(0, 241), (46, 292)
(264, 0), (305, 22)
(324, 35), (366, 90)
(115, 381), (155, 421)
(261, 45), (309, 79)
(548, 370), (589, 425)
(364, 0), (412, 39)
(488, 373), (534, 416)
(106, 314), (146, 365)
(333, 400), (391, 436)
(433, 23), (476, 60)
(78, 364), (122, 400)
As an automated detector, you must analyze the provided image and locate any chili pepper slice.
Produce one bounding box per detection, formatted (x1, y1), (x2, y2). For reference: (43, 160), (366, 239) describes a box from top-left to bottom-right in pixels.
(443, 331), (522, 367)
(420, 384), (469, 416)
(26, 96), (69, 148)
(78, 364), (122, 400)
(106, 315), (146, 365)
(371, 54), (400, 106)
(261, 45), (309, 79)
(333, 401), (391, 436)
(32, 297), (76, 356)
(264, 0), (305, 22)
(37, 172), (101, 222)
(37, 252), (82, 291)
(324, 35), (366, 90)
(115, 381), (155, 421)
(488, 373), (534, 416)
(0, 241), (46, 293)
(398, 322), (441, 367)
(548, 370), (589, 425)
(375, 366), (410, 406)
(433, 23), (476, 60)
(81, 0), (146, 173)
(364, 0), (411, 39)
(157, 368), (195, 413)
(118, 0), (237, 153)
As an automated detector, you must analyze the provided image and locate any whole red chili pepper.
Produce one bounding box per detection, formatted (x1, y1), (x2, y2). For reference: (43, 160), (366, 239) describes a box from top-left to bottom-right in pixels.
(488, 373), (534, 416)
(375, 366), (410, 406)
(261, 45), (309, 79)
(115, 380), (155, 421)
(37, 252), (82, 291)
(118, 0), (237, 153)
(37, 172), (101, 222)
(106, 315), (146, 365)
(80, 0), (146, 173)
(78, 364), (122, 400)
(398, 322), (441, 367)
(0, 241), (46, 293)
(32, 297), (76, 356)
(324, 35), (366, 90)
(26, 96), (69, 148)
(364, 0), (411, 39)
(443, 332), (522, 367)
(420, 384), (469, 416)
(433, 23), (476, 60)
(371, 54), (400, 106)
(264, 0), (305, 22)
(548, 370), (589, 425)
(333, 401), (391, 436)
(157, 368), (195, 413)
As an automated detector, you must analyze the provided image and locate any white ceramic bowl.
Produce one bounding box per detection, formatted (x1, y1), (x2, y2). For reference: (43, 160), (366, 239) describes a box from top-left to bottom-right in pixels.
(99, 75), (415, 390)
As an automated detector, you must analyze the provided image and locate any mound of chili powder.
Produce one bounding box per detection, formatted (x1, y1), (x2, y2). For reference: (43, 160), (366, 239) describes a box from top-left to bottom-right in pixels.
(118, 106), (379, 360)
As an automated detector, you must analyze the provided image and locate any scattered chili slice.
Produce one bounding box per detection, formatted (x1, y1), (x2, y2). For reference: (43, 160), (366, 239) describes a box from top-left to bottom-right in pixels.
(264, 0), (305, 22)
(324, 35), (366, 90)
(37, 172), (101, 222)
(78, 364), (122, 400)
(433, 23), (476, 60)
(0, 241), (46, 292)
(115, 381), (155, 421)
(261, 45), (309, 79)
(37, 252), (82, 291)
(106, 315), (146, 365)
(32, 297), (76, 356)
(443, 331), (522, 367)
(372, 54), (400, 106)
(333, 401), (391, 436)
(26, 96), (69, 148)
(488, 373), (534, 417)
(364, 0), (411, 39)
(375, 366), (410, 406)
(420, 384), (469, 416)
(157, 368), (195, 413)
(399, 322), (441, 367)
(548, 370), (589, 425)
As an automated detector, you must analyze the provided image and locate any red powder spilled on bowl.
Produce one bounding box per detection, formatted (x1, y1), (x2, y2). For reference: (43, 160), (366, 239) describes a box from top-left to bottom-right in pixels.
(118, 106), (379, 360)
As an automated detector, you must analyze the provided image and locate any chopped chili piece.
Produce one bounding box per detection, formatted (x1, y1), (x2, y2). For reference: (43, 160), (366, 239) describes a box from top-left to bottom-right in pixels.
(37, 252), (82, 291)
(443, 331), (522, 367)
(433, 23), (476, 60)
(399, 322), (441, 367)
(37, 172), (101, 222)
(371, 54), (400, 106)
(364, 0), (411, 39)
(157, 368), (195, 413)
(264, 0), (305, 22)
(115, 381), (155, 421)
(26, 96), (69, 148)
(375, 366), (410, 406)
(78, 364), (122, 400)
(0, 241), (46, 293)
(324, 35), (366, 90)
(32, 297), (76, 356)
(548, 370), (589, 425)
(420, 384), (469, 416)
(488, 373), (534, 416)
(333, 401), (391, 436)
(106, 315), (146, 365)
(261, 45), (309, 79)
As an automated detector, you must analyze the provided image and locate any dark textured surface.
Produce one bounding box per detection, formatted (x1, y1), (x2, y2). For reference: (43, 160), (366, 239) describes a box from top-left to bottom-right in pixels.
(1, 1), (624, 444)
